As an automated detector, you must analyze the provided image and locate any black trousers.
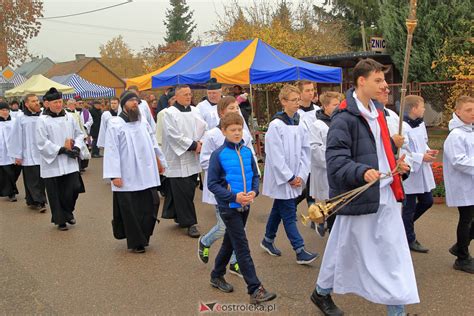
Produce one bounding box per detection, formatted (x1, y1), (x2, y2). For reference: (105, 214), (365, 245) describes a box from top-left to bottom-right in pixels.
(22, 165), (46, 206)
(295, 174), (315, 206)
(44, 172), (84, 226)
(402, 192), (433, 243)
(211, 207), (261, 294)
(0, 164), (20, 197)
(162, 175), (198, 227)
(455, 205), (473, 260)
(112, 188), (160, 249)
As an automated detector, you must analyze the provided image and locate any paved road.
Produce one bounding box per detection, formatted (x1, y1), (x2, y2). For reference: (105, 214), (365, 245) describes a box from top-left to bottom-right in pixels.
(1, 158), (472, 315)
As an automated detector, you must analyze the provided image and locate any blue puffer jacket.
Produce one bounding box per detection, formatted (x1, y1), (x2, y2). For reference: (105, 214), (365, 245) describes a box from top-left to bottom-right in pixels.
(326, 88), (401, 216)
(207, 139), (259, 209)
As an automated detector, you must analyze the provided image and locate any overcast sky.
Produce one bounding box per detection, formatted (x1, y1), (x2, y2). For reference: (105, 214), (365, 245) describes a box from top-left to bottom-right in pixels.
(27, 0), (263, 62)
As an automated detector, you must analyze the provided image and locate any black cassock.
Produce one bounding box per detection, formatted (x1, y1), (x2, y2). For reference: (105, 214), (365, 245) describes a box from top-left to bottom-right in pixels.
(112, 188), (160, 249)
(22, 165), (47, 206)
(44, 172), (85, 226)
(0, 164), (21, 197)
(162, 174), (198, 228)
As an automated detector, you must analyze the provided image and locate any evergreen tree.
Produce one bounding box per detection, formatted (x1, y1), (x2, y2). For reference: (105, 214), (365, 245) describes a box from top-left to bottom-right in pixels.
(163, 0), (196, 44)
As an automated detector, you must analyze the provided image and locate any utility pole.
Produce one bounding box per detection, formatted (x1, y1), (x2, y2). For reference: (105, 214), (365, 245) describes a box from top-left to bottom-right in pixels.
(360, 20), (367, 51)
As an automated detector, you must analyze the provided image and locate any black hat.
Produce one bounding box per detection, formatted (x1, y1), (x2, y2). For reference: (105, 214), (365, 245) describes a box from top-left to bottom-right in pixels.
(167, 88), (175, 99)
(207, 78), (222, 91)
(120, 90), (140, 108)
(44, 87), (62, 101)
(0, 102), (9, 110)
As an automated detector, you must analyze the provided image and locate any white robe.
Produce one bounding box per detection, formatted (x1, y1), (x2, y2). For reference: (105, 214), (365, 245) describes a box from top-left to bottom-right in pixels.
(262, 118), (310, 199)
(7, 114), (41, 166)
(317, 95), (419, 306)
(10, 110), (23, 120)
(97, 111), (115, 148)
(297, 104), (320, 132)
(103, 116), (166, 192)
(401, 121), (435, 194)
(138, 99), (157, 133)
(155, 107), (168, 146)
(0, 118), (15, 165)
(196, 99), (253, 137)
(36, 113), (85, 178)
(443, 113), (474, 207)
(308, 119), (329, 200)
(79, 110), (93, 135)
(161, 106), (206, 178)
(385, 107), (400, 136)
(200, 126), (255, 205)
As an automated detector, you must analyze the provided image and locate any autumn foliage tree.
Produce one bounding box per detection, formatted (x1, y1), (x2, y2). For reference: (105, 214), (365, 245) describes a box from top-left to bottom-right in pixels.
(210, 0), (349, 58)
(138, 41), (193, 74)
(0, 0), (43, 67)
(99, 35), (144, 78)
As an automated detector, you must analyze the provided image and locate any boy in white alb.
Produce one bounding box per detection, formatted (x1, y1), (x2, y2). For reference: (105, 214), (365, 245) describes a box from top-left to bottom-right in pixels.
(260, 84), (318, 265)
(443, 95), (474, 274)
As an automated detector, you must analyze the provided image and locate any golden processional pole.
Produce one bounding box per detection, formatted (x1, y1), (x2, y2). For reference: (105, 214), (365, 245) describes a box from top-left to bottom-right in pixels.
(397, 0), (418, 136)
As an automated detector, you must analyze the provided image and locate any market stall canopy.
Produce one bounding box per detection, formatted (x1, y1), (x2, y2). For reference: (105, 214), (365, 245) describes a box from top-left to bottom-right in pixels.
(127, 39), (342, 90)
(5, 74), (75, 97)
(51, 74), (115, 99)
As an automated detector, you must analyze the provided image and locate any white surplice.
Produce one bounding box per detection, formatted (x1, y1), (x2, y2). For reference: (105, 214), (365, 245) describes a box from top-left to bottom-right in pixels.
(36, 113), (85, 178)
(103, 116), (166, 192)
(79, 110), (93, 134)
(443, 113), (474, 207)
(10, 110), (23, 120)
(297, 103), (320, 131)
(7, 114), (41, 166)
(161, 106), (207, 178)
(97, 111), (116, 148)
(262, 118), (310, 199)
(317, 94), (419, 305)
(308, 118), (329, 200)
(199, 126), (255, 205)
(0, 118), (15, 166)
(401, 121), (435, 194)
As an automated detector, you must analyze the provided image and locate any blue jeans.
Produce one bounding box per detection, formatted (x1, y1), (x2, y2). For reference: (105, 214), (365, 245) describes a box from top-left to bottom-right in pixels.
(316, 286), (405, 315)
(264, 198), (305, 251)
(402, 192), (433, 243)
(211, 207), (261, 294)
(201, 206), (237, 264)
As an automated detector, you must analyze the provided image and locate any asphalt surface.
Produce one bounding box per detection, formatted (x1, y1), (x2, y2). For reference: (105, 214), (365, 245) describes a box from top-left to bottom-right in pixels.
(1, 158), (473, 315)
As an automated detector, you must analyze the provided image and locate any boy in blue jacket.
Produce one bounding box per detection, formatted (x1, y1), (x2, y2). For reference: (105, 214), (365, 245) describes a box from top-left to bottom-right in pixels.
(207, 112), (276, 304)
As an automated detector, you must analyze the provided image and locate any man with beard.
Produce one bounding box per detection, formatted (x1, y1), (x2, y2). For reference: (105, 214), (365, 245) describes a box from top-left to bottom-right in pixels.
(161, 85), (207, 238)
(89, 100), (103, 158)
(0, 102), (20, 202)
(36, 88), (86, 231)
(103, 91), (166, 253)
(7, 94), (47, 211)
(126, 86), (156, 133)
(97, 97), (119, 148)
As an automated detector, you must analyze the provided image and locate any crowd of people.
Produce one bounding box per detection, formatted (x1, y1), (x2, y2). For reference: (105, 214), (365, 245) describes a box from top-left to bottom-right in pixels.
(0, 58), (473, 314)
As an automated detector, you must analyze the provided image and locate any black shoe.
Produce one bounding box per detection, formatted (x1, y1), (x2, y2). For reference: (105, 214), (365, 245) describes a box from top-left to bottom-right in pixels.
(37, 204), (47, 213)
(58, 224), (68, 231)
(210, 276), (234, 293)
(453, 258), (474, 274)
(449, 244), (472, 260)
(188, 225), (200, 238)
(409, 240), (429, 253)
(133, 246), (146, 253)
(250, 285), (277, 304)
(67, 218), (76, 225)
(8, 195), (17, 202)
(310, 289), (344, 316)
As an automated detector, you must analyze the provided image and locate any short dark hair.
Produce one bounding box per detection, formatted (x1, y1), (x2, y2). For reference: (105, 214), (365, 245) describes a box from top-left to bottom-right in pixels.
(110, 97), (120, 102)
(353, 58), (384, 87)
(220, 112), (243, 130)
(175, 84), (190, 94)
(128, 85), (139, 92)
(10, 100), (19, 106)
(93, 100), (101, 106)
(24, 94), (37, 103)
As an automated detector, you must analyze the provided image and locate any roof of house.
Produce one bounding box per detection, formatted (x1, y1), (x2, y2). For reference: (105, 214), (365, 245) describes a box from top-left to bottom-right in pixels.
(45, 57), (124, 86)
(16, 57), (55, 78)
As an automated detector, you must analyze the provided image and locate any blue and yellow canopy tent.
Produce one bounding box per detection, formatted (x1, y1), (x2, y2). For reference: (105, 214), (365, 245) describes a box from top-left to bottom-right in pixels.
(127, 38), (342, 90)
